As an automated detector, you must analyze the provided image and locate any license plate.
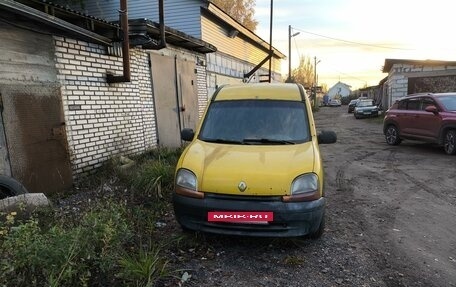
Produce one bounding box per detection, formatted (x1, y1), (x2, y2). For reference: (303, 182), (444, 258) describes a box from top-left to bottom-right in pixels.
(208, 211), (274, 223)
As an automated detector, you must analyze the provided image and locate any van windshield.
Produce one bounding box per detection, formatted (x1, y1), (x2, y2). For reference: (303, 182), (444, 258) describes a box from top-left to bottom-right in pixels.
(199, 100), (310, 145)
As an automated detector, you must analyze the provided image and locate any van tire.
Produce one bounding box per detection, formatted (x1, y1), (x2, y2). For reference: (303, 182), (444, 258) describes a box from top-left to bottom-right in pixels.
(0, 176), (28, 200)
(309, 214), (325, 239)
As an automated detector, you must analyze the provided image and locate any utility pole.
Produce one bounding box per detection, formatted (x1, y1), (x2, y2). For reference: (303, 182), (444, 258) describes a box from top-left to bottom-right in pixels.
(287, 25), (300, 82)
(314, 56), (321, 109)
(268, 0), (273, 83)
(288, 25), (292, 82)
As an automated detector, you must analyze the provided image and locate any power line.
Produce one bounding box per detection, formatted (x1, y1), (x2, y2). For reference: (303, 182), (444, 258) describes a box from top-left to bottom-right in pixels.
(292, 27), (414, 51)
(324, 65), (369, 86)
(292, 35), (302, 59)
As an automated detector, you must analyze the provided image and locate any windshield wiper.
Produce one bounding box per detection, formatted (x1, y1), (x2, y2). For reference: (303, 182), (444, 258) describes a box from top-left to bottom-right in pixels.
(242, 138), (296, 145)
(203, 138), (246, 145)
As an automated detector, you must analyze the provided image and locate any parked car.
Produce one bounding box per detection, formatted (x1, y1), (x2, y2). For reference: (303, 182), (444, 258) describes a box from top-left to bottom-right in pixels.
(383, 93), (456, 155)
(173, 83), (337, 238)
(328, 99), (341, 107)
(354, 99), (379, 118)
(347, 99), (359, 113)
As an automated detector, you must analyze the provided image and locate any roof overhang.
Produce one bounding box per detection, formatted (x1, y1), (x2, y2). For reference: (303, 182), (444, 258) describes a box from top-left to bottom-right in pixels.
(1, 0), (216, 54)
(383, 58), (456, 73)
(129, 18), (216, 54)
(0, 0), (113, 45)
(204, 3), (286, 59)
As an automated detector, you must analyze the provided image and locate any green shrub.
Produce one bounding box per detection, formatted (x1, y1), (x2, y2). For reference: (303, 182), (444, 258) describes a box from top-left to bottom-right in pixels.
(0, 147), (184, 287)
(0, 202), (132, 287)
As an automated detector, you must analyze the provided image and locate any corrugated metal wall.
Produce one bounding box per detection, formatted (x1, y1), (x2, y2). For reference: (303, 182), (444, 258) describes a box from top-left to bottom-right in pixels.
(76, 0), (202, 38)
(201, 15), (282, 73)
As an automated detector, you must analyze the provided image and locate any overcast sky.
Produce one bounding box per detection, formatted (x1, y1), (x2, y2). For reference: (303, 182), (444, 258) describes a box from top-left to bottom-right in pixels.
(254, 0), (456, 90)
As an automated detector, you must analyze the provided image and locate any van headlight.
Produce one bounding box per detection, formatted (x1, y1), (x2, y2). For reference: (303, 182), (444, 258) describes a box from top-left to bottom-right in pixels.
(291, 173), (318, 194)
(283, 173), (320, 202)
(175, 169), (204, 199)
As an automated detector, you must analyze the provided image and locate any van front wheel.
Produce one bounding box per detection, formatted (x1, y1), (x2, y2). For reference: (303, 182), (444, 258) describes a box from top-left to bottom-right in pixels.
(308, 214), (325, 239)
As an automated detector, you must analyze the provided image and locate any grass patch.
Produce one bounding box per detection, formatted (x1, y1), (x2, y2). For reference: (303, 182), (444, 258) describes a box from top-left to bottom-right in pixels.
(0, 147), (186, 287)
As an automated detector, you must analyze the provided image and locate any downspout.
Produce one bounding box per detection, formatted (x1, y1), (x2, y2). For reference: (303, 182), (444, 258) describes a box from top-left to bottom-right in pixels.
(107, 0), (131, 83)
(157, 0), (166, 49)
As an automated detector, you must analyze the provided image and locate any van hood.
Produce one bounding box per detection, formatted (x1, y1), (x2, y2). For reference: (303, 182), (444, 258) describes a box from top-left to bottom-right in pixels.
(180, 140), (316, 196)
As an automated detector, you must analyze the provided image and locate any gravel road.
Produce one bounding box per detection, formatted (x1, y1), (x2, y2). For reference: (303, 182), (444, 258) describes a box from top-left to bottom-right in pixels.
(169, 105), (456, 287)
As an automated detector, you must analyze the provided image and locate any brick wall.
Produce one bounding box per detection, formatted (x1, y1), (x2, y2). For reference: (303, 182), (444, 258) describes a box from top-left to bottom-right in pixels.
(54, 36), (157, 176)
(388, 63), (456, 104)
(387, 74), (408, 104)
(195, 63), (208, 118)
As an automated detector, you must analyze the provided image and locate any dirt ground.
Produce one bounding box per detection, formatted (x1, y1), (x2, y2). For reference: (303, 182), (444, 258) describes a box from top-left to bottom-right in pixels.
(167, 105), (456, 287)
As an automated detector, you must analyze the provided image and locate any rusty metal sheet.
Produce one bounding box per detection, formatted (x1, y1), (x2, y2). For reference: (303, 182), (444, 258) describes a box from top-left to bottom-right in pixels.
(0, 84), (72, 194)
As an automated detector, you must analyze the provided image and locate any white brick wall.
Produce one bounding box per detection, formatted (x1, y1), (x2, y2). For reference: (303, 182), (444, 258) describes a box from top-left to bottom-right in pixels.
(388, 63), (456, 104)
(387, 74), (408, 103)
(54, 36), (157, 177)
(195, 63), (208, 118)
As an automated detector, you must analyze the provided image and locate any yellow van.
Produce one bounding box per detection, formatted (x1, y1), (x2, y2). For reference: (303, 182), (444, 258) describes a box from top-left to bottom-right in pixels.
(173, 83), (336, 237)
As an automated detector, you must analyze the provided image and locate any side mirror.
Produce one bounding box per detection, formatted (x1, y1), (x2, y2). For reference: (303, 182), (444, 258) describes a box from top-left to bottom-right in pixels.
(318, 130), (337, 144)
(424, 105), (438, 114)
(181, 128), (195, 141)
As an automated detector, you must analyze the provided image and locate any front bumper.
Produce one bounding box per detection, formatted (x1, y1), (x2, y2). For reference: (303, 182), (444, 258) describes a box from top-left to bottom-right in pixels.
(173, 193), (325, 237)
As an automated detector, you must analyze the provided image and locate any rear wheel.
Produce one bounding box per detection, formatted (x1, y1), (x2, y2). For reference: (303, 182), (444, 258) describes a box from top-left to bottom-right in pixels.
(0, 176), (28, 200)
(443, 130), (456, 155)
(385, 125), (401, 145)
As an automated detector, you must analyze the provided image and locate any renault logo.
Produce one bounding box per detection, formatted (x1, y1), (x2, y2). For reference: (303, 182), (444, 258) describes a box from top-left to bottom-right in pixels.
(238, 181), (247, 192)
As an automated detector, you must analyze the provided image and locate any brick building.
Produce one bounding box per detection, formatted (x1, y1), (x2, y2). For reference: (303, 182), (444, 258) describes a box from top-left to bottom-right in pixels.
(382, 59), (456, 108)
(0, 0), (214, 194)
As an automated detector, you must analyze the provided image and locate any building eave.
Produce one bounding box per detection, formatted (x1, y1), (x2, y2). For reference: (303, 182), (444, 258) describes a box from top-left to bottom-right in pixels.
(129, 19), (216, 54)
(383, 58), (456, 73)
(0, 0), (113, 45)
(204, 2), (286, 59)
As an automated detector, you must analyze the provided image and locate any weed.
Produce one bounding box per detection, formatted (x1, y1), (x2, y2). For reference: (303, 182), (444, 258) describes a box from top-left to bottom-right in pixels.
(283, 255), (305, 266)
(118, 244), (171, 287)
(0, 147), (185, 287)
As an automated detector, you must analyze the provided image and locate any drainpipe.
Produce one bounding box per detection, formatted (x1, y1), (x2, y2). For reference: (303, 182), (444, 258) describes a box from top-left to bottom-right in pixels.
(158, 0), (166, 49)
(107, 0), (131, 83)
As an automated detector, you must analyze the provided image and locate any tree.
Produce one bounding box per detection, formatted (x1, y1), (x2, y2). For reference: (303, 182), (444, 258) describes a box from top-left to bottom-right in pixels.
(289, 55), (315, 88)
(211, 0), (258, 31)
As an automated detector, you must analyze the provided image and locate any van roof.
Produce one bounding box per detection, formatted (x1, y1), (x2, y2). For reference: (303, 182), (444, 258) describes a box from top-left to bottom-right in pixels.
(213, 83), (306, 101)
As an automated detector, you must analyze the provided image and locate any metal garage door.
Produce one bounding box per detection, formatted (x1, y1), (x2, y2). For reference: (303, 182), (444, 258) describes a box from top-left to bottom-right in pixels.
(150, 53), (199, 147)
